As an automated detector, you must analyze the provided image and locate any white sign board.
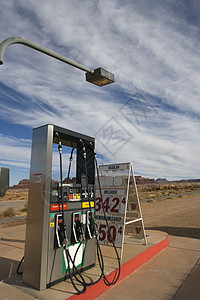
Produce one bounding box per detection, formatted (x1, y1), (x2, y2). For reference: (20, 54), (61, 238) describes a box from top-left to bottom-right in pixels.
(95, 189), (126, 246)
(95, 163), (147, 258)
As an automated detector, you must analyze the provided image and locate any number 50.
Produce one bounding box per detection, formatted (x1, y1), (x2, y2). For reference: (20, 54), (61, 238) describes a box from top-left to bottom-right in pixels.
(98, 223), (117, 243)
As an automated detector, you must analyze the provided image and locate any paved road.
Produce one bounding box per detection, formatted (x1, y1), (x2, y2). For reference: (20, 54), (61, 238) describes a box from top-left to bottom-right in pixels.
(0, 200), (27, 212)
(97, 235), (200, 300)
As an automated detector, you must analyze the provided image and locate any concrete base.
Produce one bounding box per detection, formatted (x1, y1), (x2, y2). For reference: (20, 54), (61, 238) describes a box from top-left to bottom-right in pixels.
(0, 224), (169, 300)
(68, 231), (168, 300)
(97, 235), (200, 300)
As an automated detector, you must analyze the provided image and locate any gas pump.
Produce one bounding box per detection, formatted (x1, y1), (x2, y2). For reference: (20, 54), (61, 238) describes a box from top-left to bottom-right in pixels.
(23, 124), (96, 290)
(0, 167), (9, 197)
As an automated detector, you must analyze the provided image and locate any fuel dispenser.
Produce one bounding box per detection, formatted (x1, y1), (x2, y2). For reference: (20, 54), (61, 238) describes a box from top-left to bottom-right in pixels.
(0, 167), (9, 197)
(22, 124), (96, 290)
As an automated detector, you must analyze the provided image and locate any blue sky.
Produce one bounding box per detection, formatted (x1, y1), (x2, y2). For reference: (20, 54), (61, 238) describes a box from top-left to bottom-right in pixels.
(0, 0), (200, 185)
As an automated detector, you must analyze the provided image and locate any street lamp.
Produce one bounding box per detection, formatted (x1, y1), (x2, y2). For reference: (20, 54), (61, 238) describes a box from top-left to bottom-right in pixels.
(0, 37), (114, 86)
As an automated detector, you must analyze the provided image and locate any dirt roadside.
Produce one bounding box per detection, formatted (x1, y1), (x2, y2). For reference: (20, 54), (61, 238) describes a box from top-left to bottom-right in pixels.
(0, 187), (199, 239)
(141, 195), (200, 239)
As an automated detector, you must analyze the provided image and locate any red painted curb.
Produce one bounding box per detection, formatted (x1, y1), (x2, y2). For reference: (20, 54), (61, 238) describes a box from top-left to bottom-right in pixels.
(67, 235), (169, 300)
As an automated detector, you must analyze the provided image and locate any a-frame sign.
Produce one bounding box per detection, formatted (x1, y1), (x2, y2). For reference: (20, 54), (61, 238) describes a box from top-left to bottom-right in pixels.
(95, 162), (147, 259)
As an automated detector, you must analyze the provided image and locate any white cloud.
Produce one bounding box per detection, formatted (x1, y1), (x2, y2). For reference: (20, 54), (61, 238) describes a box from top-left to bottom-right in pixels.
(0, 0), (200, 182)
(0, 134), (31, 168)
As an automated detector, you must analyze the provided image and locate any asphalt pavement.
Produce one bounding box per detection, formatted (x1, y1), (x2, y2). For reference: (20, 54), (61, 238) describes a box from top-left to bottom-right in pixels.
(0, 200), (26, 212)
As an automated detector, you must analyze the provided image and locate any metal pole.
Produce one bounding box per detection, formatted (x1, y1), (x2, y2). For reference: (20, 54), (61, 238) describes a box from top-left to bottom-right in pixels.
(0, 37), (94, 73)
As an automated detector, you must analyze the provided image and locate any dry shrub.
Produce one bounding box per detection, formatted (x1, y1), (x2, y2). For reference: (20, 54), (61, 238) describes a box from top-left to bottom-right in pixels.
(1, 207), (16, 218)
(21, 202), (28, 212)
(147, 199), (154, 203)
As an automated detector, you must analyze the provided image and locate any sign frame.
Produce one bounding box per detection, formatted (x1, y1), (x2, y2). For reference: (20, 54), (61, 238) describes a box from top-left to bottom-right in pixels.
(95, 162), (147, 259)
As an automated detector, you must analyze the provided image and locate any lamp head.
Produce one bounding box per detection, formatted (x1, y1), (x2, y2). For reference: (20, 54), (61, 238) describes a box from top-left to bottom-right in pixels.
(86, 67), (114, 86)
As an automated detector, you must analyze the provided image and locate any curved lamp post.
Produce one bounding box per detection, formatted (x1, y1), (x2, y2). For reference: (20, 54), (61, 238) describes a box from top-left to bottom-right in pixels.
(0, 37), (114, 86)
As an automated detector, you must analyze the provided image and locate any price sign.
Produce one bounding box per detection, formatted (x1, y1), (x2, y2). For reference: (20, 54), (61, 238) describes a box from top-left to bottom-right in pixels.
(96, 162), (147, 258)
(95, 189), (127, 246)
(95, 195), (127, 216)
(96, 222), (124, 246)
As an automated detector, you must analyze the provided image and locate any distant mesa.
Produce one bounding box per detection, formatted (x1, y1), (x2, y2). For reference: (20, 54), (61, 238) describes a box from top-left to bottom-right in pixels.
(135, 176), (155, 184)
(156, 178), (200, 184)
(9, 177), (77, 189)
(10, 176), (156, 189)
(9, 176), (200, 189)
(155, 178), (169, 184)
(10, 179), (30, 189)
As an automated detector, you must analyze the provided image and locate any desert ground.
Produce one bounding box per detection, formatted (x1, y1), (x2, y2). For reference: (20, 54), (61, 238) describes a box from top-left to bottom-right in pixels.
(0, 189), (29, 203)
(138, 182), (200, 239)
(0, 183), (200, 239)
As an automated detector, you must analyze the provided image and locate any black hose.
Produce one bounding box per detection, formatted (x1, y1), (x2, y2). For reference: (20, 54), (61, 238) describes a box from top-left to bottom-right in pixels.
(91, 144), (121, 286)
(80, 140), (121, 286)
(95, 155), (121, 285)
(65, 245), (87, 294)
(16, 255), (24, 275)
(67, 148), (75, 183)
(77, 140), (104, 286)
(55, 132), (65, 224)
(72, 237), (104, 286)
(55, 132), (87, 294)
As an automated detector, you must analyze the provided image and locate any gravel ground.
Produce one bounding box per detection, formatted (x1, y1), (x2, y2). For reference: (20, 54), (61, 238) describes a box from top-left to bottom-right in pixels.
(141, 194), (200, 239)
(0, 191), (199, 239)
